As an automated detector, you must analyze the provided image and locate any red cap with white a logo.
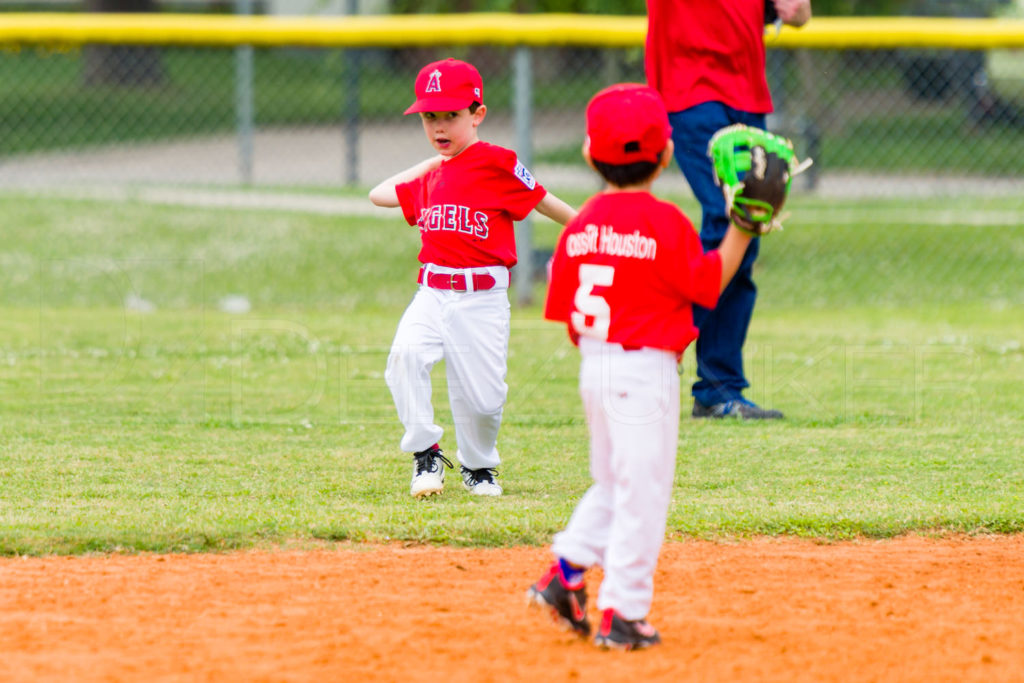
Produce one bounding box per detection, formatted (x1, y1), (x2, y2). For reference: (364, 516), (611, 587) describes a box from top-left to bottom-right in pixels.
(405, 58), (484, 115)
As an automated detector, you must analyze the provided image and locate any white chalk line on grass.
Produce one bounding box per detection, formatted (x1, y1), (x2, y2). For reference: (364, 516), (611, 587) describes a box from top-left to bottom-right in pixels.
(2, 185), (1022, 227)
(5, 185), (394, 218)
(0, 185), (569, 224)
(788, 208), (1024, 227)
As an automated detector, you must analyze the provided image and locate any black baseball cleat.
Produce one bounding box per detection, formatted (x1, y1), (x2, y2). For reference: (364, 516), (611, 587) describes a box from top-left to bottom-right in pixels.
(526, 563), (591, 637)
(692, 397), (783, 420)
(594, 609), (661, 650)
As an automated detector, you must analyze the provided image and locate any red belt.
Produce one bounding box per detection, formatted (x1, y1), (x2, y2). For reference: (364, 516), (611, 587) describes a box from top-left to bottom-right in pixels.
(418, 268), (496, 292)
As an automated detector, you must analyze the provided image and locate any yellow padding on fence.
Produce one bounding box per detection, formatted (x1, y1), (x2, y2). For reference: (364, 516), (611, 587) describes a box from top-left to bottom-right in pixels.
(2, 13), (1024, 49)
(770, 17), (1024, 49)
(0, 13), (637, 47)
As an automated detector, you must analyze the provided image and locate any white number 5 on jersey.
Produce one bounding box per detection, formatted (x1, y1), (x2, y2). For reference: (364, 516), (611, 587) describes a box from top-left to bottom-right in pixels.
(571, 264), (614, 340)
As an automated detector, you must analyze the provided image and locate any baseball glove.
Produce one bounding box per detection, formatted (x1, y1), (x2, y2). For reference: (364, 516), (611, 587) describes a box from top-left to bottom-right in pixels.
(708, 124), (812, 236)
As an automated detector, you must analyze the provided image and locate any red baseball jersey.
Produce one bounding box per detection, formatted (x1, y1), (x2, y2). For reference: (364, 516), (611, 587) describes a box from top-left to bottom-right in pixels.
(645, 0), (775, 114)
(545, 191), (722, 354)
(396, 141), (547, 268)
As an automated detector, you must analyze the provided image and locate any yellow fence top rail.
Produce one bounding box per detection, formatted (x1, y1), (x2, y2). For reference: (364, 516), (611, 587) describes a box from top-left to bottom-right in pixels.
(2, 13), (1024, 49)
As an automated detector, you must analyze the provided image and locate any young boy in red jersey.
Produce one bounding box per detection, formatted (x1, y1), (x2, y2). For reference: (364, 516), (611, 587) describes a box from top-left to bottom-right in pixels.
(527, 84), (758, 649)
(369, 58), (576, 499)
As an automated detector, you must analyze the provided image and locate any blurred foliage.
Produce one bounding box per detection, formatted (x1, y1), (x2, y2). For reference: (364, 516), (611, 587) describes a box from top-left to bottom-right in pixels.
(386, 0), (1008, 16)
(32, 0), (1005, 16)
(388, 0), (646, 14)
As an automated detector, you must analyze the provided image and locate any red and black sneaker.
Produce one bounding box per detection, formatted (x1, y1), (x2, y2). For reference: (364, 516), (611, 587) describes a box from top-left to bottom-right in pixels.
(594, 609), (661, 650)
(526, 563), (591, 637)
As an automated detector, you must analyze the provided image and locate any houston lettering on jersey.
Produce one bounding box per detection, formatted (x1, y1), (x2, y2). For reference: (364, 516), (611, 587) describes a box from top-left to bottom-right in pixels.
(564, 224), (658, 260)
(544, 191), (722, 354)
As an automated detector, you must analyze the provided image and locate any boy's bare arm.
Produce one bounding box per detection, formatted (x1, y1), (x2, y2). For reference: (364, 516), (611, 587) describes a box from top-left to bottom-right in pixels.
(368, 155), (444, 207)
(716, 224), (756, 293)
(533, 192), (578, 226)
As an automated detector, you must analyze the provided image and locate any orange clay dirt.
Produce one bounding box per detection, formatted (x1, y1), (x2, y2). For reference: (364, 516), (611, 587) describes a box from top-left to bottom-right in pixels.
(2, 535), (1024, 682)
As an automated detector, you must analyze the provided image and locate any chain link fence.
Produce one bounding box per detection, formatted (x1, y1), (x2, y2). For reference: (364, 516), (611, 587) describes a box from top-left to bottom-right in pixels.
(1, 25), (1023, 308)
(4, 40), (1024, 189)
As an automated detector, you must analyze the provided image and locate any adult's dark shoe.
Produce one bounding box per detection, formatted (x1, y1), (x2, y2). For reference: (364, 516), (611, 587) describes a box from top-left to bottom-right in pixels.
(692, 397), (783, 420)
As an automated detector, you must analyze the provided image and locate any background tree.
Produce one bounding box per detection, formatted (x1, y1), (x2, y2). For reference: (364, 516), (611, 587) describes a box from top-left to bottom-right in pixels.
(386, 0), (1004, 15)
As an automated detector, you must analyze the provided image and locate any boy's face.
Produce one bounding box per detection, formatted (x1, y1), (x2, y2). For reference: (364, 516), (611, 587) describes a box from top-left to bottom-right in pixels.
(419, 105), (486, 158)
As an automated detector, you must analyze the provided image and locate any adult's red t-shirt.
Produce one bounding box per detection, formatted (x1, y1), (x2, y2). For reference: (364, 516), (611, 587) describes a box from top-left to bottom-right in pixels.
(396, 141), (547, 269)
(645, 0), (776, 114)
(545, 191), (722, 355)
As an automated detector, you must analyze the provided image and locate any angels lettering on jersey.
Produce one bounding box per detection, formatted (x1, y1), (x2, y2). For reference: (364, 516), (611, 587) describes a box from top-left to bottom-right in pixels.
(416, 204), (490, 238)
(395, 142), (546, 269)
(410, 152), (540, 242)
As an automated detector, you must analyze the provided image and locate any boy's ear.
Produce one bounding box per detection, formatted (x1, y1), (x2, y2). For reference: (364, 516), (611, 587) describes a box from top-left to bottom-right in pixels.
(472, 104), (487, 126)
(660, 139), (674, 169)
(582, 139), (597, 171)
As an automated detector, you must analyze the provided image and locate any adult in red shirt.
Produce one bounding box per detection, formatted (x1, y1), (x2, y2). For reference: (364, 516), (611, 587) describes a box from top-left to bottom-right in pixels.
(646, 0), (811, 419)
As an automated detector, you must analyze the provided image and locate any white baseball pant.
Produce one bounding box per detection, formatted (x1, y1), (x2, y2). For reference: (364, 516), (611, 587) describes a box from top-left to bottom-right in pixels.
(551, 337), (680, 621)
(385, 265), (511, 470)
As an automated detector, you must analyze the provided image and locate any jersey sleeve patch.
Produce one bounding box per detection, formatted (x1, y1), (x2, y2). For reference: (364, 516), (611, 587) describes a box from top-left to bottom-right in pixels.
(513, 159), (537, 190)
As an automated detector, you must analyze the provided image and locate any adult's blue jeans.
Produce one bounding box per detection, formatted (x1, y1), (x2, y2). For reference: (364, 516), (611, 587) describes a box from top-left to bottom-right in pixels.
(669, 102), (766, 407)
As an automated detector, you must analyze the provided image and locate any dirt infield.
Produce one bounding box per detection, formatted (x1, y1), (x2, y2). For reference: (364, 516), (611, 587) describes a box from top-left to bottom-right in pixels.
(3, 536), (1023, 682)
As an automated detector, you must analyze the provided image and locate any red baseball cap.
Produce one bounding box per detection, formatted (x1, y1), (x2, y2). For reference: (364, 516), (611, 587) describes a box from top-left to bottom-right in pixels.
(404, 58), (484, 115)
(585, 83), (672, 165)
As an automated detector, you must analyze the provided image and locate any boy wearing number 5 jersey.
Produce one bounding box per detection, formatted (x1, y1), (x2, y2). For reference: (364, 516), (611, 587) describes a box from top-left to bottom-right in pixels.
(527, 84), (756, 649)
(369, 58), (576, 499)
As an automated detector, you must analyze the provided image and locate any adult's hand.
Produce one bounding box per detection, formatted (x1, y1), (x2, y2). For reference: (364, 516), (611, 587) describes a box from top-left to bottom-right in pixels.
(773, 0), (812, 27)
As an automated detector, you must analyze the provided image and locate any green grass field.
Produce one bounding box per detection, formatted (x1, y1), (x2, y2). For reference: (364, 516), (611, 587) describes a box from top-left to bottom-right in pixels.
(0, 191), (1021, 555)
